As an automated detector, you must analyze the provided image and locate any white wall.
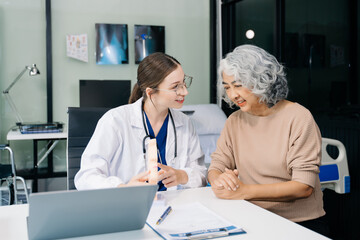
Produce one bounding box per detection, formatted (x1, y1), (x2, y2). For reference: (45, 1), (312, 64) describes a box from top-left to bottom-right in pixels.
(0, 0), (47, 168)
(51, 0), (210, 122)
(0, 0), (210, 175)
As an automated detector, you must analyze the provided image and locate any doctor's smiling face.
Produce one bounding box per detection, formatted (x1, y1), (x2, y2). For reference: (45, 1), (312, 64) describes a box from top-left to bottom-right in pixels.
(153, 65), (189, 109)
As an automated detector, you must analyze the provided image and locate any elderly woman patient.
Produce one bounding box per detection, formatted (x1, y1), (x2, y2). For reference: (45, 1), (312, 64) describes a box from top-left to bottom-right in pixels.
(208, 45), (328, 236)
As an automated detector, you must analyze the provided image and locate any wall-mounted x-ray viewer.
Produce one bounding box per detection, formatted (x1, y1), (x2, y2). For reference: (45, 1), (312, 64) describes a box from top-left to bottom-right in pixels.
(95, 23), (129, 65)
(134, 25), (165, 64)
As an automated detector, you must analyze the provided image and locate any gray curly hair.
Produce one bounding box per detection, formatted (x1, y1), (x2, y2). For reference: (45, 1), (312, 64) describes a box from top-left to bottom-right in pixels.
(218, 44), (288, 108)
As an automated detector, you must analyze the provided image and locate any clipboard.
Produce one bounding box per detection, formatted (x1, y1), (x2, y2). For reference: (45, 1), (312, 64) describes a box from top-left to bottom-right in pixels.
(146, 202), (246, 240)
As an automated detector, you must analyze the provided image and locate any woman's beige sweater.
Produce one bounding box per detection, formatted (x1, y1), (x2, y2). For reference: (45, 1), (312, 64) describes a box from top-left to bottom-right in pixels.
(209, 103), (325, 222)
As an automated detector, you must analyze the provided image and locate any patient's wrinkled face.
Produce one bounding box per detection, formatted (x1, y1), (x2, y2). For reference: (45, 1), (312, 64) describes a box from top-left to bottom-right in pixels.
(222, 73), (262, 115)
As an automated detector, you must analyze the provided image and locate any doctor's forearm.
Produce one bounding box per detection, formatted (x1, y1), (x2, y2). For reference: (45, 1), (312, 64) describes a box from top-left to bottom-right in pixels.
(179, 167), (207, 187)
(177, 169), (189, 185)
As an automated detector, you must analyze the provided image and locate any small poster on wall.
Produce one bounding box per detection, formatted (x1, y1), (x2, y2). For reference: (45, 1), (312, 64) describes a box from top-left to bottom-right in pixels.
(66, 34), (88, 62)
(134, 25), (165, 64)
(95, 23), (129, 64)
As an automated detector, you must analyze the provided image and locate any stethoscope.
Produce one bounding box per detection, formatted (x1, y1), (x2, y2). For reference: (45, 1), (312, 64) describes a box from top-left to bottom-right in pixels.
(141, 105), (177, 167)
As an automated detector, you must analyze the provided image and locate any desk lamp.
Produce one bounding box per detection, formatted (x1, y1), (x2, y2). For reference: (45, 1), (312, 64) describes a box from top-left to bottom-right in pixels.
(2, 64), (40, 125)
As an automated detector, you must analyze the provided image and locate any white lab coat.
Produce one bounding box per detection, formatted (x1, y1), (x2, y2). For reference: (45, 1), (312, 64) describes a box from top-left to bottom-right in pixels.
(75, 98), (207, 190)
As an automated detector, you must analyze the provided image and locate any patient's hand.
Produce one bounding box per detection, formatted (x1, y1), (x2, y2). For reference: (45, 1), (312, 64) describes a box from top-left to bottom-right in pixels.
(212, 168), (239, 191)
(211, 169), (249, 200)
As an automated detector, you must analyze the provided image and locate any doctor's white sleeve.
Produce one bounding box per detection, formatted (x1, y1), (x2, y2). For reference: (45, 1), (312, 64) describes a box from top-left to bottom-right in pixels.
(180, 121), (208, 189)
(74, 115), (124, 190)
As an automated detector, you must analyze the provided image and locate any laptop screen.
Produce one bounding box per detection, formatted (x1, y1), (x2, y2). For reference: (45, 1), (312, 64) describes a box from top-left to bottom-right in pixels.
(27, 185), (157, 240)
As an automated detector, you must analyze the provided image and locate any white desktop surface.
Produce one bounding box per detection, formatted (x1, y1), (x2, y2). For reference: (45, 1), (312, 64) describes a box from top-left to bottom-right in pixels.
(0, 204), (29, 240)
(7, 128), (67, 140)
(0, 187), (329, 240)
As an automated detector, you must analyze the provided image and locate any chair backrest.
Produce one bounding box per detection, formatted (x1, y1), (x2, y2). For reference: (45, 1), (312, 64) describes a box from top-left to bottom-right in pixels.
(0, 164), (12, 179)
(320, 137), (350, 194)
(67, 107), (110, 190)
(180, 104), (227, 164)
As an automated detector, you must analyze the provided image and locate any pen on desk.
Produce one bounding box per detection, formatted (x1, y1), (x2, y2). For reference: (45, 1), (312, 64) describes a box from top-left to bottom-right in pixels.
(156, 206), (172, 225)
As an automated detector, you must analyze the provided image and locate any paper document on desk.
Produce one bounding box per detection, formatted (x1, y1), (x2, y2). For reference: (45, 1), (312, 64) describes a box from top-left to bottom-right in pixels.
(146, 202), (246, 240)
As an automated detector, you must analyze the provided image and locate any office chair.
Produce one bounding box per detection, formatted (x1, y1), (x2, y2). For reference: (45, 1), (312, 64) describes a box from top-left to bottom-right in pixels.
(66, 107), (110, 190)
(319, 137), (350, 194)
(0, 144), (29, 205)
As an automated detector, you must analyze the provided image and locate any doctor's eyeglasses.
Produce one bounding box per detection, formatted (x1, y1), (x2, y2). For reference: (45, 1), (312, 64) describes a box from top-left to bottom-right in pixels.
(154, 75), (193, 95)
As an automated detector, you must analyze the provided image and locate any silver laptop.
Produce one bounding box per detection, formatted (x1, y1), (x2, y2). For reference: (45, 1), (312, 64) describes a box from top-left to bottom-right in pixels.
(27, 185), (158, 240)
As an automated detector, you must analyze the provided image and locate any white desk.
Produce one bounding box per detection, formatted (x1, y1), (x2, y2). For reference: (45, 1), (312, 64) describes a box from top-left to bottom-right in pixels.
(0, 187), (329, 240)
(7, 129), (67, 141)
(7, 129), (68, 192)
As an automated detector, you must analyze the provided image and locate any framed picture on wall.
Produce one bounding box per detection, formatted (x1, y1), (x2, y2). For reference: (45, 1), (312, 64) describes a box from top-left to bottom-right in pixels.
(134, 25), (165, 64)
(95, 23), (129, 64)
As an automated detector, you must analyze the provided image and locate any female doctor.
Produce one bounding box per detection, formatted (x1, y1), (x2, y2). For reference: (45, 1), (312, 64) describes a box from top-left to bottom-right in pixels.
(75, 52), (207, 191)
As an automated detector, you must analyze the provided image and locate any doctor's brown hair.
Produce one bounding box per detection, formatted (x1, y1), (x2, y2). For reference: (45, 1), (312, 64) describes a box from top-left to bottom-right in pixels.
(128, 52), (181, 104)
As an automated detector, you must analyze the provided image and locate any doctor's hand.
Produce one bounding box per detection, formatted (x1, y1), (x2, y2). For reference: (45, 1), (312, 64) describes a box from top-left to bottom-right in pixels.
(118, 171), (150, 187)
(158, 163), (188, 188)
